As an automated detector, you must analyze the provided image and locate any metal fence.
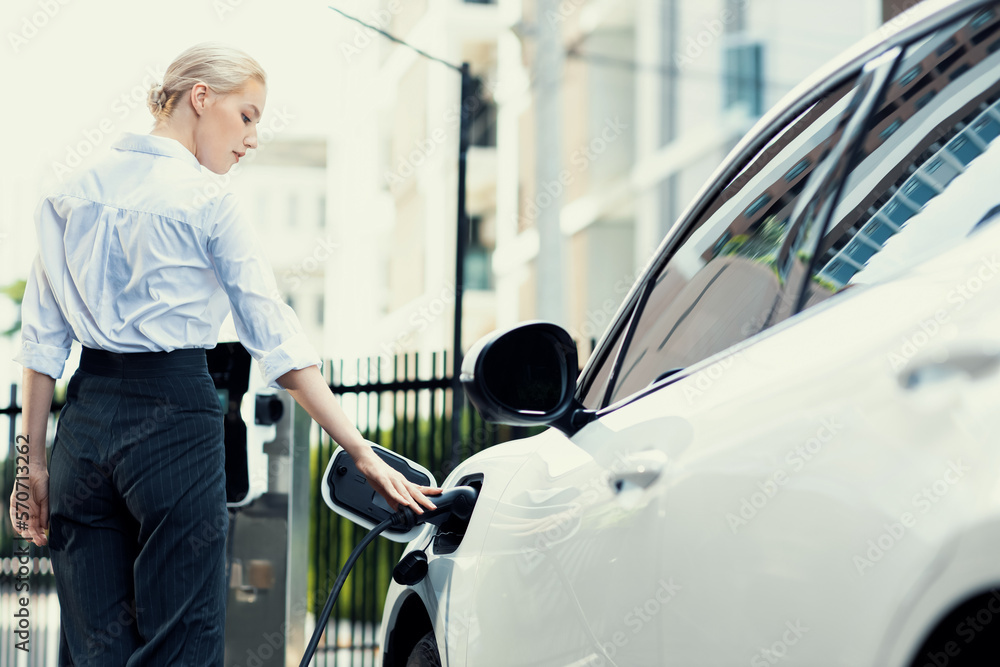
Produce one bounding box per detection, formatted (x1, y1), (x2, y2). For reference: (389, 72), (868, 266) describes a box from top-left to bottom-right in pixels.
(0, 350), (539, 666)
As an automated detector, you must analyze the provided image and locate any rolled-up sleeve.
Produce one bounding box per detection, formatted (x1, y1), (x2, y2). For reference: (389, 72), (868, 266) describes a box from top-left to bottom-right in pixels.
(206, 193), (322, 390)
(12, 252), (73, 380)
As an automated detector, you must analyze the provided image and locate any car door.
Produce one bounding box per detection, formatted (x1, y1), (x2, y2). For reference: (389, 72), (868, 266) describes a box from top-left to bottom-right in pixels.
(603, 9), (1000, 662)
(465, 47), (888, 667)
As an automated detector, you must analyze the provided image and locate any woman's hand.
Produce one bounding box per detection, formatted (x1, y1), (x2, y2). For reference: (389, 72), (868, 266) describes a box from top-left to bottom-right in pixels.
(9, 468), (49, 547)
(352, 446), (441, 515)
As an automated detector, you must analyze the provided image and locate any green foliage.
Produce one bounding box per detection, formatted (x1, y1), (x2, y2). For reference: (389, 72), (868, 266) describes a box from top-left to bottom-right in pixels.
(1, 279), (25, 338)
(812, 274), (840, 294)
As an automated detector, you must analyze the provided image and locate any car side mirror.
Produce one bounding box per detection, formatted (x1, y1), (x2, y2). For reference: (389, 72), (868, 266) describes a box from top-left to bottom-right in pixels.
(460, 321), (594, 436)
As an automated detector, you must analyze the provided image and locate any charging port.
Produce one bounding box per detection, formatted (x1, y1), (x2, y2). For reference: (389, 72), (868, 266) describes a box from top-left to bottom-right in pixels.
(433, 474), (483, 555)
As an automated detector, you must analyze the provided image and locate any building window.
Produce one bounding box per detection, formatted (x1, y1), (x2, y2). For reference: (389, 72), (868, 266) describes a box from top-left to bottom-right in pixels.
(744, 193), (771, 218)
(972, 8), (995, 29)
(784, 158), (811, 182)
(316, 295), (324, 326)
(469, 86), (497, 148)
(879, 119), (903, 140)
(464, 215), (493, 290)
(724, 41), (764, 116)
(899, 65), (922, 86)
(936, 37), (958, 56)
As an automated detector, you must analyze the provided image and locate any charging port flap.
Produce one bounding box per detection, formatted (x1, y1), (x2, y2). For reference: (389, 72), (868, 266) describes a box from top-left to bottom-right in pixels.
(321, 444), (437, 543)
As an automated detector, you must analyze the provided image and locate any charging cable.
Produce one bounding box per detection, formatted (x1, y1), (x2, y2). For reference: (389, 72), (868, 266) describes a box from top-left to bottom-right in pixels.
(299, 486), (478, 667)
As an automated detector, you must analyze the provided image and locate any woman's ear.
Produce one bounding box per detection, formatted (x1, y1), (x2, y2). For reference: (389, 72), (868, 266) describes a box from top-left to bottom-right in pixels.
(189, 82), (209, 116)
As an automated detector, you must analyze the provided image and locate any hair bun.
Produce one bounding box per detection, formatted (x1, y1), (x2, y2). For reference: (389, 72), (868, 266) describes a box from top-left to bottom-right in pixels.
(147, 84), (168, 116)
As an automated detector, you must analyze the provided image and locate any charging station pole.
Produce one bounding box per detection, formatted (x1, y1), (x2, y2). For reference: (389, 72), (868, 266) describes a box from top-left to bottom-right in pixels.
(223, 390), (311, 666)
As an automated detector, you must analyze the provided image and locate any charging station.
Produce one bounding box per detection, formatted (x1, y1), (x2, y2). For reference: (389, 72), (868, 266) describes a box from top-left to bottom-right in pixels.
(206, 342), (310, 666)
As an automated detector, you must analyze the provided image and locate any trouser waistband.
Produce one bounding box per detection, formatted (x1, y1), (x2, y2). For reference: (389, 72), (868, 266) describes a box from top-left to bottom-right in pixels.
(79, 346), (209, 378)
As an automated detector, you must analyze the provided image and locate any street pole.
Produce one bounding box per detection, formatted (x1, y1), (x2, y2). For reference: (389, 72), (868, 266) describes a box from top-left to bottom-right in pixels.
(451, 63), (474, 470)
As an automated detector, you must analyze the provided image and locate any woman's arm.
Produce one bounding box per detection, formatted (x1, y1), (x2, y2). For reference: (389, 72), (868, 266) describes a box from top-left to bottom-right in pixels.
(8, 368), (54, 546)
(276, 365), (439, 513)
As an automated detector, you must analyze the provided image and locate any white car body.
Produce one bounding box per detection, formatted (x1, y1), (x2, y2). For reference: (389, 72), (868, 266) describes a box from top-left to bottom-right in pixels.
(376, 1), (1000, 665)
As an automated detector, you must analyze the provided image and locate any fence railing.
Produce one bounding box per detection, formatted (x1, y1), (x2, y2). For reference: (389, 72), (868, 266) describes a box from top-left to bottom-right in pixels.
(0, 349), (542, 666)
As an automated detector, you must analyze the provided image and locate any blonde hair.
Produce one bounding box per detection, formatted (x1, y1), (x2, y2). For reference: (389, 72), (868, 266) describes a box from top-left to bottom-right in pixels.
(147, 42), (267, 121)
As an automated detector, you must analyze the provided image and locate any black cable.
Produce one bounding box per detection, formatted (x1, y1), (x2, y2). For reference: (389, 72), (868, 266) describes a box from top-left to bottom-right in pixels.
(328, 5), (463, 73)
(298, 509), (419, 667)
(299, 515), (393, 667)
(298, 488), (477, 665)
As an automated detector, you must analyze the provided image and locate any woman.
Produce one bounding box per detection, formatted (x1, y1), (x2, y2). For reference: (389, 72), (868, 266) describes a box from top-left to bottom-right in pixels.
(8, 42), (438, 666)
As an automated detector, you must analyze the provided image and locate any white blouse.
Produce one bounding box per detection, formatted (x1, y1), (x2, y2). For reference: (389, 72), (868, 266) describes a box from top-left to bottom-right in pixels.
(13, 131), (322, 390)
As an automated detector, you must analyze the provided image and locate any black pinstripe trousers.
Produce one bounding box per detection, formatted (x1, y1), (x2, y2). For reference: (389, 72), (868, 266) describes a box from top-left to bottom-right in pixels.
(48, 347), (227, 667)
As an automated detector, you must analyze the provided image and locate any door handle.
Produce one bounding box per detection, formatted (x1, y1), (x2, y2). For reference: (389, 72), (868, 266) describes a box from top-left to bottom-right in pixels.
(609, 450), (669, 491)
(898, 347), (1000, 389)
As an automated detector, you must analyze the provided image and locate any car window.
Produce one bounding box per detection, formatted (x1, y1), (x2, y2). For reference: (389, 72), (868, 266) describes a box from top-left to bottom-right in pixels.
(595, 74), (863, 405)
(813, 6), (1000, 290)
(587, 4), (1000, 409)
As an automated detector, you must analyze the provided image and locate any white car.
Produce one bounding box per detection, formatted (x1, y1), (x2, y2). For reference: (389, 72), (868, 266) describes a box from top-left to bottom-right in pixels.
(376, 1), (1000, 664)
